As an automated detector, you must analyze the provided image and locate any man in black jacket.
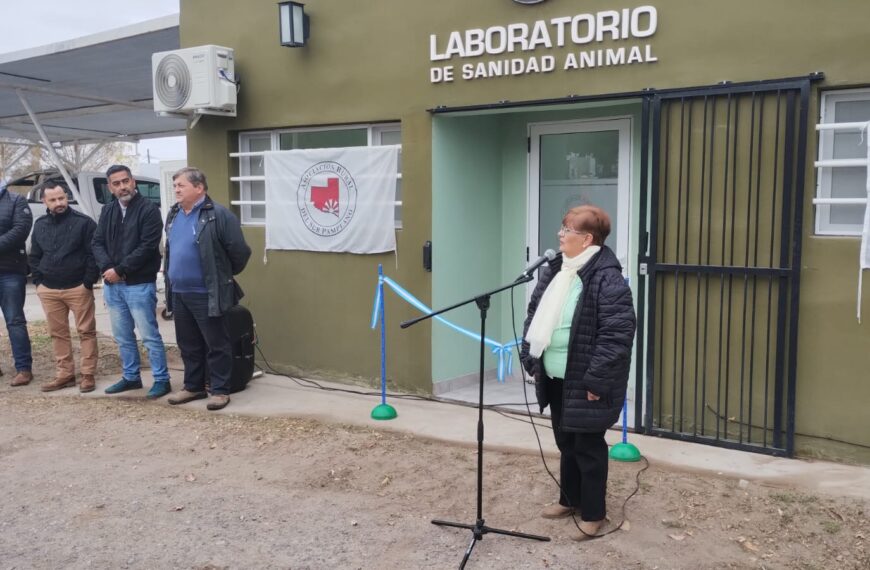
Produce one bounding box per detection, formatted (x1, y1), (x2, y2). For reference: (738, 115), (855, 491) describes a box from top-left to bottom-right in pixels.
(91, 165), (171, 399)
(30, 183), (100, 393)
(166, 167), (251, 411)
(0, 181), (33, 387)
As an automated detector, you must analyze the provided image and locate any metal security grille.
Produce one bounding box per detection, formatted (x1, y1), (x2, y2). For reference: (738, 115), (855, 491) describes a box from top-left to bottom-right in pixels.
(642, 79), (811, 456)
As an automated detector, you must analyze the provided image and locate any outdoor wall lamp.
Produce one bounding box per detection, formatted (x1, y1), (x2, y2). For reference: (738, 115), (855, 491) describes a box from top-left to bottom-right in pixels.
(278, 1), (309, 47)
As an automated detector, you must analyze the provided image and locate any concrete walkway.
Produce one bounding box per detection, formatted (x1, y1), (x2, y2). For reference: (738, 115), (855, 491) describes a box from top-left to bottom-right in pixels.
(11, 283), (870, 502)
(59, 370), (868, 502)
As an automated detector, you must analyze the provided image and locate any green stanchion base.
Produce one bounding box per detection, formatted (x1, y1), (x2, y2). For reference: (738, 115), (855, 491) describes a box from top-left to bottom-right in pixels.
(371, 403), (398, 420)
(609, 442), (642, 462)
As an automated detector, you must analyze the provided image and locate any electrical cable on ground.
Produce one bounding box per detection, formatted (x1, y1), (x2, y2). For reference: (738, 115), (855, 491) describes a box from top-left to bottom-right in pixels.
(702, 403), (870, 451)
(253, 343), (552, 422)
(250, 285), (649, 541)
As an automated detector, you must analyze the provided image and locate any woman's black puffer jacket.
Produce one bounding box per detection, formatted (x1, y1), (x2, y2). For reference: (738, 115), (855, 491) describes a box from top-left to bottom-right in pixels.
(520, 246), (636, 433)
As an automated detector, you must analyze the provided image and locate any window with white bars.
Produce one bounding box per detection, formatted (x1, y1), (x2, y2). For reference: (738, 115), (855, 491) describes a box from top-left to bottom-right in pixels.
(234, 123), (402, 226)
(815, 89), (870, 236)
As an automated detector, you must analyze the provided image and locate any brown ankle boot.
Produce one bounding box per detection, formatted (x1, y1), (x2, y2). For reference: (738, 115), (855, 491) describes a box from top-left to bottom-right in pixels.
(41, 376), (75, 392)
(11, 370), (33, 386)
(572, 519), (605, 541)
(79, 374), (96, 393)
(541, 504), (575, 519)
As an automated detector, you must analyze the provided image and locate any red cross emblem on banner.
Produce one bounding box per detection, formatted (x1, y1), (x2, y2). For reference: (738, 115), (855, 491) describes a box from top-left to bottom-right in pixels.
(310, 178), (340, 216)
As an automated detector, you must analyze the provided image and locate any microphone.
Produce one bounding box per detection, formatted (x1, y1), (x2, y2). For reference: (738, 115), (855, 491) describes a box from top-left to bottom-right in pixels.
(517, 249), (557, 280)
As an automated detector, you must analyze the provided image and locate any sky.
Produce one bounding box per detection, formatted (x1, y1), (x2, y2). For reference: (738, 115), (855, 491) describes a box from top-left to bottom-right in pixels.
(0, 0), (186, 166)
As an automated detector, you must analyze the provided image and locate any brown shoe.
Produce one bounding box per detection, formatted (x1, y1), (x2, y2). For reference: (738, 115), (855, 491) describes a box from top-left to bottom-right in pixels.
(572, 519), (605, 541)
(168, 389), (208, 405)
(41, 376), (75, 392)
(79, 374), (96, 393)
(11, 370), (33, 387)
(541, 504), (575, 519)
(206, 394), (230, 411)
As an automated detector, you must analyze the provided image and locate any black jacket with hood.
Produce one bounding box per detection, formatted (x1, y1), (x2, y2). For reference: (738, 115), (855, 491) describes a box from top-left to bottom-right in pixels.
(0, 187), (33, 275)
(520, 246), (636, 433)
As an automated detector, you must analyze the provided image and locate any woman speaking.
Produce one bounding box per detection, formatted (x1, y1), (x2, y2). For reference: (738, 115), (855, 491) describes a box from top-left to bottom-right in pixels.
(520, 205), (636, 540)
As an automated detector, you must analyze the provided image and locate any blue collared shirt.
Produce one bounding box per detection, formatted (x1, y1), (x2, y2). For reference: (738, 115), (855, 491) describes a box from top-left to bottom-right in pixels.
(167, 198), (208, 293)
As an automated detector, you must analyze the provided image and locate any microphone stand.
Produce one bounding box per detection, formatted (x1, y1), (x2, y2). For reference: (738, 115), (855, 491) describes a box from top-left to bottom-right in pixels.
(401, 274), (550, 569)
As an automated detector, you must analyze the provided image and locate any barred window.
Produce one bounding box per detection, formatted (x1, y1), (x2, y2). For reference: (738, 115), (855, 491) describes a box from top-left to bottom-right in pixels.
(815, 89), (870, 236)
(235, 124), (401, 227)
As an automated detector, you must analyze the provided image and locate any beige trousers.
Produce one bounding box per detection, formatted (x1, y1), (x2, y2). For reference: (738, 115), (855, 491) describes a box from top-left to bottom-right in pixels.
(36, 285), (98, 379)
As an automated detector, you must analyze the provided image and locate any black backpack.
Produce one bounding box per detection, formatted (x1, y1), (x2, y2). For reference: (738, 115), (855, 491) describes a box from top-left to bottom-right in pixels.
(225, 304), (256, 393)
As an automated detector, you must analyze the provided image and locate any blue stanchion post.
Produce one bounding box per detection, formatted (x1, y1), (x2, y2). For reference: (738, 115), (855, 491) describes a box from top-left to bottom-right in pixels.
(371, 264), (397, 420)
(609, 398), (641, 461)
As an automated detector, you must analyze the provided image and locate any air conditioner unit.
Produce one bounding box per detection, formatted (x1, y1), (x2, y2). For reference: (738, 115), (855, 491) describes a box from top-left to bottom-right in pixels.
(152, 45), (237, 116)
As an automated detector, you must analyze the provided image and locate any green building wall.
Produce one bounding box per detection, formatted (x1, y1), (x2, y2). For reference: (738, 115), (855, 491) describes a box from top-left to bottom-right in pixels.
(180, 0), (870, 462)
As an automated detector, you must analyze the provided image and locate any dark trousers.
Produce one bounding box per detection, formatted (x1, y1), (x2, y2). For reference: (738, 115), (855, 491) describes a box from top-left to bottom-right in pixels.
(173, 292), (232, 395)
(547, 377), (608, 521)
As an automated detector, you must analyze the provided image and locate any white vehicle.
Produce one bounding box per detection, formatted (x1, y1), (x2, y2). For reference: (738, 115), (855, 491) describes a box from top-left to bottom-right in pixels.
(5, 170), (162, 252)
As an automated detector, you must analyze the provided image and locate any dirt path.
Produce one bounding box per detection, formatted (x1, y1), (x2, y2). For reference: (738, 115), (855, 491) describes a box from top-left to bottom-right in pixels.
(0, 324), (867, 569)
(0, 389), (866, 570)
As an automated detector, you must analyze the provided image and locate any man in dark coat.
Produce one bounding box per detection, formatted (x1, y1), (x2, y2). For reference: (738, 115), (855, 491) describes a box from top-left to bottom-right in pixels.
(520, 205), (636, 540)
(91, 165), (171, 399)
(0, 181), (33, 386)
(165, 167), (251, 411)
(30, 182), (99, 392)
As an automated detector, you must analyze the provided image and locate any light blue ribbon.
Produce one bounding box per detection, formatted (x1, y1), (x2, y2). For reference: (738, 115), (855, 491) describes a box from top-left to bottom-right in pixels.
(371, 274), (522, 382)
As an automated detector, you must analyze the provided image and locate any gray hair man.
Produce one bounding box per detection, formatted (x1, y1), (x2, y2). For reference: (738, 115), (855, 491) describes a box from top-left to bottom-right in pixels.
(166, 167), (251, 411)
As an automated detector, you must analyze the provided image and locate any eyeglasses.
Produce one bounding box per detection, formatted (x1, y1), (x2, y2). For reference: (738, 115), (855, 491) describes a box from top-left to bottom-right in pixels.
(558, 225), (587, 236)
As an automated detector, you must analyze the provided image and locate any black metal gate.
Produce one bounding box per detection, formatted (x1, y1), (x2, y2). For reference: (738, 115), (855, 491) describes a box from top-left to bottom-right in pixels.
(641, 78), (812, 456)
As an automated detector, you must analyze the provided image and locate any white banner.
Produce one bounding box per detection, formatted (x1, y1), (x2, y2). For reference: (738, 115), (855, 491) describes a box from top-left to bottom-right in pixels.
(264, 146), (399, 253)
(862, 124), (870, 272)
(859, 125), (870, 322)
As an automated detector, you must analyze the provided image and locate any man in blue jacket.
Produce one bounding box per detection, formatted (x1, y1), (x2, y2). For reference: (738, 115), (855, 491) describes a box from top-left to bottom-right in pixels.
(166, 167), (251, 411)
(91, 165), (171, 399)
(0, 181), (33, 387)
(30, 182), (99, 393)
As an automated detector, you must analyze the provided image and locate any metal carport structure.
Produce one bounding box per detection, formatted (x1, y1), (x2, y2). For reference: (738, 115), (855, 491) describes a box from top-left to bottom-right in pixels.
(0, 14), (186, 214)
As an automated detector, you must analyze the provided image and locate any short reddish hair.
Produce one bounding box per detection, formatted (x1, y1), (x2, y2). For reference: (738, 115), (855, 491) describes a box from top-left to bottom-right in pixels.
(563, 205), (611, 246)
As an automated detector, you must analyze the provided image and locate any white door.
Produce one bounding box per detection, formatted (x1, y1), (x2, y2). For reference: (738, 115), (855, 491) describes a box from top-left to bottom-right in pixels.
(527, 117), (634, 426)
(527, 118), (632, 285)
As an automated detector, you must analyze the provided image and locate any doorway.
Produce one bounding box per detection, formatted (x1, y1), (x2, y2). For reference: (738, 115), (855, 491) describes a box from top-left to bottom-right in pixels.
(526, 117), (635, 425)
(528, 118), (632, 283)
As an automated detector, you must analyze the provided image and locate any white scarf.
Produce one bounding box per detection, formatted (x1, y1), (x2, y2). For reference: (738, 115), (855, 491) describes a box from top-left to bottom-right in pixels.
(526, 246), (601, 358)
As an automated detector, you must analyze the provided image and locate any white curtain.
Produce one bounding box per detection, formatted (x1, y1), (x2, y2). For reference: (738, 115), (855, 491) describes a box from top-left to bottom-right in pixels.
(859, 125), (870, 321)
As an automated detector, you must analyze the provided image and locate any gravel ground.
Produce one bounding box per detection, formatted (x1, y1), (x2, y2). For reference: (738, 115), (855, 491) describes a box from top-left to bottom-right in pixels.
(0, 324), (867, 569)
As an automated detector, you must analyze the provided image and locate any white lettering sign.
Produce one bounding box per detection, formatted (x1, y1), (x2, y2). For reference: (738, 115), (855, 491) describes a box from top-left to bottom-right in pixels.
(429, 5), (658, 83)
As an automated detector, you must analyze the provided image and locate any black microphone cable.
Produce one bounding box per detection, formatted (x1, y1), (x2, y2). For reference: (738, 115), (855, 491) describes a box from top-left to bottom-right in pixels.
(249, 286), (649, 541)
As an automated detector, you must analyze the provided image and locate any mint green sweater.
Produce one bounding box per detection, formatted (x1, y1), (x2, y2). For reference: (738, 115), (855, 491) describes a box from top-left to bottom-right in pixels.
(543, 275), (583, 379)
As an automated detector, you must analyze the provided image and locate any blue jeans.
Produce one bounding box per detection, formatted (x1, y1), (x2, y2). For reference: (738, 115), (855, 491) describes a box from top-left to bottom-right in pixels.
(0, 273), (32, 371)
(103, 282), (169, 383)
